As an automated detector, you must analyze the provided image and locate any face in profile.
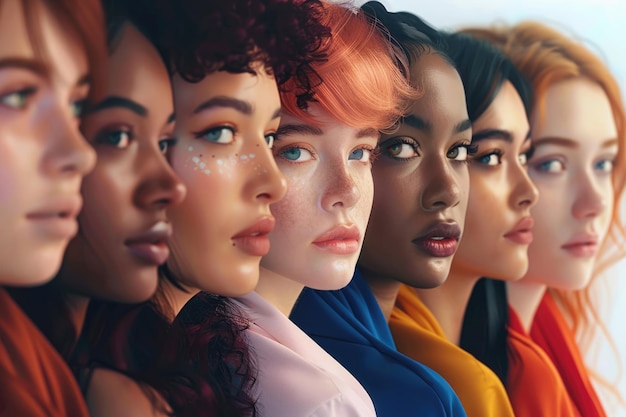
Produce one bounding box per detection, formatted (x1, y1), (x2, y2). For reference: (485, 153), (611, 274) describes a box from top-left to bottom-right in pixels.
(525, 77), (617, 290)
(261, 104), (378, 290)
(167, 68), (287, 297)
(61, 24), (186, 303)
(358, 53), (471, 289)
(451, 81), (538, 281)
(0, 0), (96, 286)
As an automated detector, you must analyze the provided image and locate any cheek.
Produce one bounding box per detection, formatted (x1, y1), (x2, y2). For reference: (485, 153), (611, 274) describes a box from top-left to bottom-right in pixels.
(271, 174), (310, 232)
(355, 170), (374, 223)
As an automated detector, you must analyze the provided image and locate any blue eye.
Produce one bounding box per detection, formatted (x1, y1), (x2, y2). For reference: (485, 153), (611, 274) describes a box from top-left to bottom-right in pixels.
(278, 146), (313, 162)
(159, 138), (176, 154)
(536, 159), (564, 173)
(349, 148), (372, 162)
(595, 159), (614, 173)
(197, 126), (235, 144)
(97, 130), (131, 149)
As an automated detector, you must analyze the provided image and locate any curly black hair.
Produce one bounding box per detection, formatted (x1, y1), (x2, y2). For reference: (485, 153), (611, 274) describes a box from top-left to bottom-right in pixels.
(141, 0), (330, 109)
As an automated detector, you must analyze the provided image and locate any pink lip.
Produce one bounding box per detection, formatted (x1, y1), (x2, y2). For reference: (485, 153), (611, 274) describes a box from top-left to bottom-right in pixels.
(312, 224), (361, 255)
(504, 216), (534, 245)
(232, 216), (275, 257)
(412, 222), (461, 258)
(561, 233), (599, 258)
(26, 195), (83, 238)
(125, 221), (172, 265)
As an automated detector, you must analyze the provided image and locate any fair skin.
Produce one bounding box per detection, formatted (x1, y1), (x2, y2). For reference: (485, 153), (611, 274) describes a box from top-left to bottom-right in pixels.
(55, 24), (186, 417)
(0, 0), (95, 286)
(358, 53), (472, 320)
(418, 81), (539, 344)
(162, 67), (287, 316)
(258, 104), (378, 316)
(508, 77), (617, 331)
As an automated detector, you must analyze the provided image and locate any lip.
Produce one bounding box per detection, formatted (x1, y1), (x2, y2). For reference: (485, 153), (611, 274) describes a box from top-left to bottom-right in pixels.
(312, 224), (361, 255)
(124, 221), (172, 265)
(561, 233), (599, 258)
(26, 195), (83, 239)
(504, 216), (534, 245)
(232, 216), (276, 257)
(412, 222), (461, 258)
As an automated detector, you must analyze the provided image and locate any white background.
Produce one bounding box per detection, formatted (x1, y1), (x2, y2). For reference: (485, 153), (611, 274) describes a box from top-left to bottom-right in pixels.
(365, 0), (626, 414)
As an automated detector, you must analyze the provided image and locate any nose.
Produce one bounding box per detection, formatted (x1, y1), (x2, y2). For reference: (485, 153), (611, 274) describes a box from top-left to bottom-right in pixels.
(572, 172), (608, 219)
(244, 138), (287, 204)
(134, 143), (187, 210)
(320, 160), (360, 211)
(511, 160), (539, 210)
(420, 155), (463, 211)
(43, 104), (96, 177)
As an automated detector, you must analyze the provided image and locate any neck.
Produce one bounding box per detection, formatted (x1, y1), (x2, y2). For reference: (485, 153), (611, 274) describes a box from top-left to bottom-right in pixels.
(256, 267), (305, 316)
(359, 267), (402, 321)
(506, 279), (547, 333)
(416, 269), (478, 345)
(159, 278), (201, 320)
(64, 292), (91, 337)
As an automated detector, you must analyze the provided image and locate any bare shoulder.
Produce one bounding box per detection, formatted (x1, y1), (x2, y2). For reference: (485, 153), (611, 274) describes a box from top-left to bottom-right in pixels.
(86, 367), (172, 417)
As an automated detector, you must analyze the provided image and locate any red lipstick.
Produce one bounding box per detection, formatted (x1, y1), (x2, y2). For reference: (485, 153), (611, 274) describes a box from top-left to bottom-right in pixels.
(312, 224), (360, 255)
(232, 216), (275, 256)
(504, 216), (534, 245)
(412, 222), (461, 257)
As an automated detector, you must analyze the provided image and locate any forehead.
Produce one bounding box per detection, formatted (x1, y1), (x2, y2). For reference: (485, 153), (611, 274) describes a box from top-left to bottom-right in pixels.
(474, 81), (529, 140)
(407, 53), (467, 120)
(0, 0), (36, 58)
(533, 77), (617, 143)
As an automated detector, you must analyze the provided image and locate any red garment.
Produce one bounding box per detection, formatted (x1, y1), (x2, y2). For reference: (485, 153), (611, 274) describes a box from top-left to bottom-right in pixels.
(0, 287), (89, 417)
(530, 293), (606, 417)
(507, 306), (581, 417)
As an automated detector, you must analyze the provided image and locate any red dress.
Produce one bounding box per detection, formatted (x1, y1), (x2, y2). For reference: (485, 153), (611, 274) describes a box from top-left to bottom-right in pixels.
(530, 292), (606, 417)
(0, 287), (89, 417)
(507, 306), (581, 417)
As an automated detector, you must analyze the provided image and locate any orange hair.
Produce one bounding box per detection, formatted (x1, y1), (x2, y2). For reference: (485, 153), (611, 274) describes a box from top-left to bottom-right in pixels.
(463, 20), (626, 400)
(280, 1), (416, 133)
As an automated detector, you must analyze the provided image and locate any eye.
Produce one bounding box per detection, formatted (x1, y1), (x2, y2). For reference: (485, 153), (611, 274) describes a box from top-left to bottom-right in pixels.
(159, 138), (176, 154)
(70, 98), (87, 117)
(0, 87), (37, 109)
(349, 147), (373, 163)
(536, 159), (565, 173)
(447, 143), (473, 161)
(595, 159), (614, 173)
(381, 137), (419, 160)
(96, 129), (132, 149)
(474, 151), (502, 166)
(277, 146), (314, 162)
(265, 133), (276, 149)
(196, 126), (235, 144)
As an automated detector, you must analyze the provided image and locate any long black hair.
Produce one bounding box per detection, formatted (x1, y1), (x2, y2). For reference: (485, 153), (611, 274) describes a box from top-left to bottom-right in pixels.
(444, 32), (533, 386)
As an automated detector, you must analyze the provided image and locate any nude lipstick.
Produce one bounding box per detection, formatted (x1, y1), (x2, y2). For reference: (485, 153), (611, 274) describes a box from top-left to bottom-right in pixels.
(232, 216), (276, 256)
(312, 224), (360, 255)
(504, 216), (534, 244)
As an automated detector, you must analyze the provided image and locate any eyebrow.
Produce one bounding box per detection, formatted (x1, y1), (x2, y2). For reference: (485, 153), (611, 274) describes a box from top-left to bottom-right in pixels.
(89, 96), (148, 117)
(0, 57), (91, 88)
(533, 136), (618, 149)
(193, 96), (251, 115)
(472, 128), (531, 143)
(402, 115), (472, 134)
(277, 123), (323, 137)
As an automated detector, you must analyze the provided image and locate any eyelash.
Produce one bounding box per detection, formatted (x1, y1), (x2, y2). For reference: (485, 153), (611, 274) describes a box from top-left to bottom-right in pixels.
(0, 86), (38, 110)
(380, 137), (420, 161)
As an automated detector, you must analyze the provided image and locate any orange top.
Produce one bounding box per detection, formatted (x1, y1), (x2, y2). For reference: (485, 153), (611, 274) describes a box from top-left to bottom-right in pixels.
(0, 287), (89, 417)
(390, 285), (514, 417)
(507, 306), (581, 417)
(530, 293), (606, 417)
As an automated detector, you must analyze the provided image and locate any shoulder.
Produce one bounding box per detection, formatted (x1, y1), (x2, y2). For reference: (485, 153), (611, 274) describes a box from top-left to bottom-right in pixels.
(86, 368), (171, 417)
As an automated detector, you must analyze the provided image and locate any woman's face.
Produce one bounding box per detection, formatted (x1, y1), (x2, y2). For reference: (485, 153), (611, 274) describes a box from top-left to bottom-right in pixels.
(0, 1), (96, 286)
(261, 104), (378, 290)
(359, 53), (471, 289)
(451, 81), (538, 281)
(525, 77), (617, 290)
(167, 68), (287, 297)
(61, 25), (186, 303)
